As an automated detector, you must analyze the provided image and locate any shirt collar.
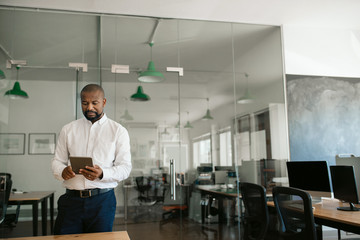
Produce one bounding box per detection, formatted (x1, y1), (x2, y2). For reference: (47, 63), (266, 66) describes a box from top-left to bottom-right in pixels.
(84, 113), (108, 125)
(97, 113), (108, 125)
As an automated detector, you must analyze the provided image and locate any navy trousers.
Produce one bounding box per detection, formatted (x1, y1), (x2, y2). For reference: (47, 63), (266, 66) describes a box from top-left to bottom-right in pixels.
(54, 189), (116, 235)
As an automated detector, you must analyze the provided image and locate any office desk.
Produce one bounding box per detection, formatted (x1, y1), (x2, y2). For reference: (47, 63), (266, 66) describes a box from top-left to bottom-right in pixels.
(197, 185), (274, 224)
(8, 191), (55, 236)
(268, 198), (360, 235)
(197, 185), (239, 198)
(197, 185), (240, 224)
(3, 231), (130, 240)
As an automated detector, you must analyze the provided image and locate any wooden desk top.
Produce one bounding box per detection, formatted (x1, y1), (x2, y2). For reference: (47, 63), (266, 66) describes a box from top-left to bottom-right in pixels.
(197, 185), (272, 198)
(268, 198), (360, 227)
(9, 191), (55, 202)
(197, 185), (239, 197)
(3, 231), (130, 240)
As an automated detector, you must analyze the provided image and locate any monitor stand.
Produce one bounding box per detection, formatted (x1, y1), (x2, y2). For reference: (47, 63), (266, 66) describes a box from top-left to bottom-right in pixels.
(337, 202), (360, 211)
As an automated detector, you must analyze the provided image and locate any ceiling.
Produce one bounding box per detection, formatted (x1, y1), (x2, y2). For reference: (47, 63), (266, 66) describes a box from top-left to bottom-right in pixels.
(0, 6), (284, 127)
(1, 0), (360, 29)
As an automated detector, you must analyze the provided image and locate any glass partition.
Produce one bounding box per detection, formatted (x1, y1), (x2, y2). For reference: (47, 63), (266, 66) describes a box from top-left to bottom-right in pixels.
(232, 24), (288, 190)
(0, 6), (287, 239)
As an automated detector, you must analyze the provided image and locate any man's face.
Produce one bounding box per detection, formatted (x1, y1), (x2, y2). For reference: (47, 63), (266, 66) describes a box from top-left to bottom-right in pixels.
(81, 90), (106, 123)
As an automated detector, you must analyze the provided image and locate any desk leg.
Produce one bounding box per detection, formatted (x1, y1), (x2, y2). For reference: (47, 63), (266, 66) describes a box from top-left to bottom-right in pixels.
(201, 201), (206, 224)
(41, 199), (47, 235)
(50, 194), (54, 234)
(32, 202), (38, 236)
(218, 198), (224, 224)
(124, 187), (128, 221)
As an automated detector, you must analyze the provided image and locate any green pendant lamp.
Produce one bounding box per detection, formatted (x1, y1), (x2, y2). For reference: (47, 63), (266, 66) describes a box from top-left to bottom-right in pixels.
(0, 69), (5, 79)
(184, 111), (193, 128)
(237, 73), (254, 104)
(138, 43), (164, 83)
(120, 109), (134, 121)
(5, 66), (29, 99)
(202, 98), (213, 120)
(237, 89), (254, 104)
(184, 121), (193, 129)
(120, 98), (134, 120)
(161, 127), (170, 135)
(130, 85), (150, 101)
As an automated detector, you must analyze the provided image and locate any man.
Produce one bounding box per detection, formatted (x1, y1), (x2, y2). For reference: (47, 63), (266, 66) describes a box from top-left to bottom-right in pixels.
(51, 84), (132, 234)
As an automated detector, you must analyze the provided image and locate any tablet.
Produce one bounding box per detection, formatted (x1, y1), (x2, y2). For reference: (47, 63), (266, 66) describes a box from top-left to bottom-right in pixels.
(69, 156), (93, 174)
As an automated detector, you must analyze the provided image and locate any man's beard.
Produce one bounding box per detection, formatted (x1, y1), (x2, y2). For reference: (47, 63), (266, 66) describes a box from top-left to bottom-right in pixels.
(84, 110), (102, 122)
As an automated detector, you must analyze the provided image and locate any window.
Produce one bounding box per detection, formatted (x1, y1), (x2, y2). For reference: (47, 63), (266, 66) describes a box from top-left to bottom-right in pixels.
(193, 133), (211, 168)
(219, 129), (232, 166)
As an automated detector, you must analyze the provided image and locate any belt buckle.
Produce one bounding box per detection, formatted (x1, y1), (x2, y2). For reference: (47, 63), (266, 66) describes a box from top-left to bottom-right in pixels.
(80, 190), (91, 198)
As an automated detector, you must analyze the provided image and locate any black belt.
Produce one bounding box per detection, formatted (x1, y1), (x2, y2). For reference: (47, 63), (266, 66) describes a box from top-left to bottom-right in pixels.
(66, 188), (113, 198)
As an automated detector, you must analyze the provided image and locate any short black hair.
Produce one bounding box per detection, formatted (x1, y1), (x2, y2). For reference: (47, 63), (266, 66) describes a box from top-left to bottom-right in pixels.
(80, 84), (105, 98)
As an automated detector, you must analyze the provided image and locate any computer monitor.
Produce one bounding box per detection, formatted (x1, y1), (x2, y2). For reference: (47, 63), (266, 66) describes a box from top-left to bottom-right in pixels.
(286, 161), (332, 199)
(330, 165), (360, 211)
(214, 171), (228, 184)
(335, 155), (360, 199)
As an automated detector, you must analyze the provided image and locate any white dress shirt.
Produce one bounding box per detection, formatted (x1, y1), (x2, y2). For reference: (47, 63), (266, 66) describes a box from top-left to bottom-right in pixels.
(51, 114), (132, 190)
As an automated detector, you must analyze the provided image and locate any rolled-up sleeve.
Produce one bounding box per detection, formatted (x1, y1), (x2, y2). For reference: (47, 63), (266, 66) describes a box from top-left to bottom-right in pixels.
(51, 127), (69, 181)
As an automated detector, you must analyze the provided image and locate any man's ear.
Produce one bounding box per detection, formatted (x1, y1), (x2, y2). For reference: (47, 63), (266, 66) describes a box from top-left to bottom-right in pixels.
(103, 98), (107, 107)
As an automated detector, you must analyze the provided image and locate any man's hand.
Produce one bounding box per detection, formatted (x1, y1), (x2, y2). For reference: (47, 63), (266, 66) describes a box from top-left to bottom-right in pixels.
(80, 165), (103, 181)
(62, 166), (76, 180)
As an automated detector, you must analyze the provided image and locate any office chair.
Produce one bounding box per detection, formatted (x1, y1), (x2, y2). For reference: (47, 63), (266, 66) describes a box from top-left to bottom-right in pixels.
(160, 185), (188, 227)
(135, 176), (157, 205)
(239, 182), (269, 240)
(0, 174), (12, 225)
(133, 176), (159, 222)
(0, 172), (20, 228)
(272, 186), (320, 240)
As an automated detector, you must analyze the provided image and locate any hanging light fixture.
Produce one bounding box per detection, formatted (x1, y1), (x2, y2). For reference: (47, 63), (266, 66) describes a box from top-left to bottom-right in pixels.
(237, 73), (254, 104)
(120, 98), (134, 121)
(202, 98), (213, 120)
(120, 109), (134, 121)
(184, 111), (193, 128)
(138, 19), (164, 83)
(130, 85), (150, 101)
(5, 66), (29, 99)
(138, 42), (165, 83)
(161, 128), (170, 135)
(175, 121), (181, 128)
(0, 69), (5, 79)
(160, 121), (170, 135)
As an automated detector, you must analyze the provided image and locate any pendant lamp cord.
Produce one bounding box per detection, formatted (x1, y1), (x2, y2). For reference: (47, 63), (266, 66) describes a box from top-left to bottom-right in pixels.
(149, 42), (154, 61)
(16, 66), (19, 81)
(75, 68), (80, 120)
(245, 73), (249, 91)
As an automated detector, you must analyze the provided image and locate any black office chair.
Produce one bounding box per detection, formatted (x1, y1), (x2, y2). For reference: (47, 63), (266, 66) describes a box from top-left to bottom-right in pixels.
(239, 182), (269, 240)
(0, 172), (21, 228)
(272, 186), (319, 240)
(0, 174), (11, 225)
(133, 176), (159, 222)
(135, 176), (157, 205)
(0, 173), (21, 229)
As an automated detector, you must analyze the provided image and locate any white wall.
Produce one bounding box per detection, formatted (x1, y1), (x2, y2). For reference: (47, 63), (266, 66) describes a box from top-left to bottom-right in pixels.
(0, 80), (76, 208)
(283, 26), (360, 77)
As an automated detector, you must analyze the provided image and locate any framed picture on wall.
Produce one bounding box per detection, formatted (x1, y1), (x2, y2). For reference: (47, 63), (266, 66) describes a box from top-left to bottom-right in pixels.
(28, 133), (56, 155)
(0, 133), (26, 155)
